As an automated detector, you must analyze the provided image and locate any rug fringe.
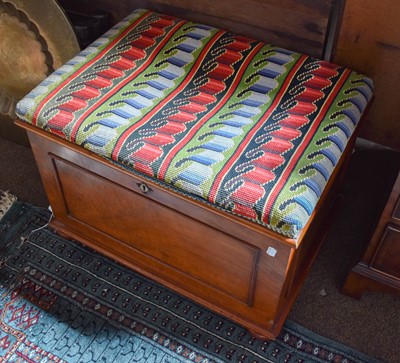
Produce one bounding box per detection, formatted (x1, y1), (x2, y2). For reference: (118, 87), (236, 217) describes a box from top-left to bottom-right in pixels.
(0, 190), (17, 220)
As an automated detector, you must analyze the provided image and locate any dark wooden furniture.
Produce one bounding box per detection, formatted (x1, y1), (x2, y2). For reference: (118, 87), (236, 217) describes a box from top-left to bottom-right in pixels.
(15, 0), (359, 339)
(342, 171), (400, 299)
(59, 0), (345, 60)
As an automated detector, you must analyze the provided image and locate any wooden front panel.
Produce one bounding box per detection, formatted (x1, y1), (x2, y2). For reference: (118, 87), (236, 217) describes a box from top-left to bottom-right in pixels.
(20, 122), (309, 338)
(52, 156), (260, 305)
(59, 0), (338, 58)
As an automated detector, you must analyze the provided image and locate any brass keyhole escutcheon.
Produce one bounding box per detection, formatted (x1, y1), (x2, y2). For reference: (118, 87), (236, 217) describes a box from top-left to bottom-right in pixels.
(138, 182), (151, 193)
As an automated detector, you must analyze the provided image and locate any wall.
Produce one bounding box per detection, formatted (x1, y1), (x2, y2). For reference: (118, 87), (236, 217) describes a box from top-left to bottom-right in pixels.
(334, 0), (400, 150)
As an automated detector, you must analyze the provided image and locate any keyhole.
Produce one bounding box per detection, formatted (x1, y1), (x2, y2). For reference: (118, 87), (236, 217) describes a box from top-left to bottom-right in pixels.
(138, 183), (150, 193)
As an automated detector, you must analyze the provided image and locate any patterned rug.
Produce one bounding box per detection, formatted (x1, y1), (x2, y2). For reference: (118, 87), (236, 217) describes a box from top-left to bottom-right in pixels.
(0, 199), (380, 363)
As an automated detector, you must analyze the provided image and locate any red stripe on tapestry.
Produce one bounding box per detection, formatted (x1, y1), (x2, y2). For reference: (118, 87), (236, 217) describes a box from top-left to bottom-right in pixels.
(32, 11), (152, 126)
(208, 55), (308, 203)
(263, 68), (352, 223)
(111, 30), (227, 160)
(157, 41), (265, 180)
(70, 20), (187, 142)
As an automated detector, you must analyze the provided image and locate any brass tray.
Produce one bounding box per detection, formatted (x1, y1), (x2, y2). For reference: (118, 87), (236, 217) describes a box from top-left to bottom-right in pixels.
(0, 0), (80, 118)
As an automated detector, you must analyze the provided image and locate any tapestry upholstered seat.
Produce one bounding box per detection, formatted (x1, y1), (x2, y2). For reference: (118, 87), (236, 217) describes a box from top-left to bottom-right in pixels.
(15, 8), (373, 339)
(16, 9), (373, 240)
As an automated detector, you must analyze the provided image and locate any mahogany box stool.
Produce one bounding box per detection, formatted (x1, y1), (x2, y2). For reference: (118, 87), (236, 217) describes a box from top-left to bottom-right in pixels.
(15, 9), (373, 339)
